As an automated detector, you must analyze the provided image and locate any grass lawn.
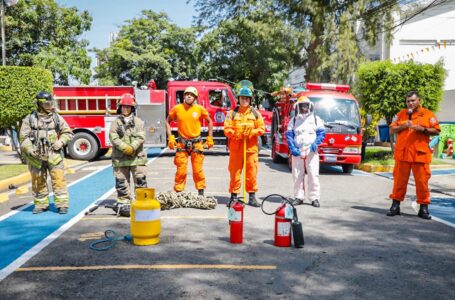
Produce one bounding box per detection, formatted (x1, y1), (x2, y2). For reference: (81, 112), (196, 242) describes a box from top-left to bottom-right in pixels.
(363, 147), (394, 165)
(0, 164), (28, 181)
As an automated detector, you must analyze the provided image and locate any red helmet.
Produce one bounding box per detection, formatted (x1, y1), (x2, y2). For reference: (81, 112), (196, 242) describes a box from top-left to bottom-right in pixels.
(117, 93), (136, 114)
(119, 93), (136, 106)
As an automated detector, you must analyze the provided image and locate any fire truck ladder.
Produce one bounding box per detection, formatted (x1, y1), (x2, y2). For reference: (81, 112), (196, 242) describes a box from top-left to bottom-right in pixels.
(54, 95), (121, 115)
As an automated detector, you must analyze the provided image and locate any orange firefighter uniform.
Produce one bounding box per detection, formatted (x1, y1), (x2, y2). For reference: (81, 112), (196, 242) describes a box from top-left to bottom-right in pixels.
(224, 107), (265, 194)
(168, 104), (210, 192)
(389, 106), (440, 204)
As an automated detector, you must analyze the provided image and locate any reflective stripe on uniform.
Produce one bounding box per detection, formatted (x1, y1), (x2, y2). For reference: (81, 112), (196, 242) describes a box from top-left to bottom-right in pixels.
(34, 196), (49, 207)
(54, 195), (69, 206)
(48, 154), (63, 167)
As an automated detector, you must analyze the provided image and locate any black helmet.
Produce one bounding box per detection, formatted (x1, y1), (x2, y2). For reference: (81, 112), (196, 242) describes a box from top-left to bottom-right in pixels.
(36, 91), (53, 102)
(36, 91), (55, 112)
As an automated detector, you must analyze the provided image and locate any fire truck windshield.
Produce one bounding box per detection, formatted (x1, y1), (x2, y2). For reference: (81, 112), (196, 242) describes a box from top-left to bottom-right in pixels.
(310, 97), (361, 130)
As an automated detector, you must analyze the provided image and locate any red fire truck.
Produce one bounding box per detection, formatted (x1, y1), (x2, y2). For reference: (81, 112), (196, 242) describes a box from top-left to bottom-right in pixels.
(54, 80), (272, 161)
(271, 83), (367, 173)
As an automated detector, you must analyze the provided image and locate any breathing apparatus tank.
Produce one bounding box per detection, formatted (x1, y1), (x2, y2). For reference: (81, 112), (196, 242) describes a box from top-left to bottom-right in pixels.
(130, 188), (161, 246)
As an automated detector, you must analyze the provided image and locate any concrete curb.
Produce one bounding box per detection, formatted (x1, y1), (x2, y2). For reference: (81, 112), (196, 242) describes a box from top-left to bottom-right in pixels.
(0, 172), (31, 192)
(355, 164), (394, 173)
(356, 163), (455, 173)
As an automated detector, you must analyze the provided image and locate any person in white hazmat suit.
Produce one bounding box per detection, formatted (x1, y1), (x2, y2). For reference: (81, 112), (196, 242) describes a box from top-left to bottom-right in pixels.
(286, 96), (326, 207)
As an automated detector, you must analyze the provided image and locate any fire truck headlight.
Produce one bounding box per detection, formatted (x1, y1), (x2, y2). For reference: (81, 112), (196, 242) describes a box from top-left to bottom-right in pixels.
(343, 146), (361, 154)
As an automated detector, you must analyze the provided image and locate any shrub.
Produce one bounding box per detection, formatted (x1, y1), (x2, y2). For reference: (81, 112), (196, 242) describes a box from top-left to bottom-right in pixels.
(0, 66), (53, 129)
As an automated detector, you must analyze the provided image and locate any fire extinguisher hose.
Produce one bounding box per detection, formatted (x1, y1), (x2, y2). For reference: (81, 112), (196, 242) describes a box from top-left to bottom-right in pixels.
(89, 230), (132, 251)
(260, 194), (294, 215)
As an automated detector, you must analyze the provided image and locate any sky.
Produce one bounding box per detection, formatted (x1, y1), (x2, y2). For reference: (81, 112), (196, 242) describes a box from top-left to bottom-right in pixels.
(56, 0), (196, 51)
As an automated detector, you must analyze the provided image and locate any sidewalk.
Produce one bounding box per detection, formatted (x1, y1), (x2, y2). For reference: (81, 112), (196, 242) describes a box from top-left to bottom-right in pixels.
(0, 145), (22, 165)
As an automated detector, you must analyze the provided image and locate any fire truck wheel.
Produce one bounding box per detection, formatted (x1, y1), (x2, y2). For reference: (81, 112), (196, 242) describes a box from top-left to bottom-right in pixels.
(68, 132), (99, 161)
(342, 164), (354, 174)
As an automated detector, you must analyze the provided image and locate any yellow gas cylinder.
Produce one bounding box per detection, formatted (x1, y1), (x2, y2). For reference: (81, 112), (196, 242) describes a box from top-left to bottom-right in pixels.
(130, 188), (161, 246)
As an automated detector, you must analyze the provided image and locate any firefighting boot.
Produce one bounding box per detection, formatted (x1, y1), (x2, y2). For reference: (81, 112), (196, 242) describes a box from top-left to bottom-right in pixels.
(112, 202), (130, 217)
(198, 189), (204, 196)
(32, 206), (48, 214)
(292, 198), (304, 206)
(311, 199), (320, 208)
(386, 200), (401, 216)
(119, 204), (131, 218)
(418, 204), (432, 220)
(248, 193), (260, 207)
(58, 207), (68, 214)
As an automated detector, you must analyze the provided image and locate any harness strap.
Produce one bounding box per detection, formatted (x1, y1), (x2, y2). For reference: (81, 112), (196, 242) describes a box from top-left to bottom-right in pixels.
(176, 136), (203, 154)
(232, 106), (258, 120)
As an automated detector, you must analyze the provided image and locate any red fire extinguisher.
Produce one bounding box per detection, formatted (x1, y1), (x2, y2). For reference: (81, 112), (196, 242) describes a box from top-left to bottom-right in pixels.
(274, 203), (292, 247)
(261, 194), (304, 248)
(228, 199), (244, 244)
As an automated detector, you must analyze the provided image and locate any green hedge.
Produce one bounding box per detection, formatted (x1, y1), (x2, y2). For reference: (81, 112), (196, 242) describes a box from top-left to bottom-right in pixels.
(0, 66), (53, 128)
(354, 60), (446, 124)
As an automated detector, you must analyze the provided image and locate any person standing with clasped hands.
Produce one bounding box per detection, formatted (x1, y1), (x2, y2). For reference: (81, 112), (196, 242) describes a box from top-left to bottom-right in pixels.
(286, 96), (325, 207)
(387, 91), (440, 220)
(109, 93), (148, 217)
(224, 84), (265, 207)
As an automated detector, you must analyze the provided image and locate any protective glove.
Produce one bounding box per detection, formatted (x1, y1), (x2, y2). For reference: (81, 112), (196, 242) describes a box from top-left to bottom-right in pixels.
(28, 149), (39, 159)
(310, 142), (318, 153)
(122, 144), (135, 156)
(290, 146), (301, 157)
(315, 127), (326, 145)
(168, 134), (177, 150)
(243, 126), (253, 137)
(233, 131), (244, 140)
(52, 140), (64, 151)
(206, 136), (214, 149)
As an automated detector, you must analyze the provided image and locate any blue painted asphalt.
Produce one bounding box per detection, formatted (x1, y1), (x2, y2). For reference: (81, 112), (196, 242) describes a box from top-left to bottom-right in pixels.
(377, 168), (455, 179)
(430, 197), (455, 225)
(0, 148), (162, 271)
(376, 168), (455, 225)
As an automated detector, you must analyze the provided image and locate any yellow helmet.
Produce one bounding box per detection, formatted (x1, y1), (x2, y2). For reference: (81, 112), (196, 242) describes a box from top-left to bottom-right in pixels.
(295, 95), (314, 114)
(184, 86), (198, 98)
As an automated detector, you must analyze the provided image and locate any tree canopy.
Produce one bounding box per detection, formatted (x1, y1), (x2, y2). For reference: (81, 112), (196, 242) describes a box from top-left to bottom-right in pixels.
(0, 66), (53, 129)
(193, 0), (399, 85)
(94, 10), (198, 88)
(3, 0), (92, 85)
(196, 15), (303, 91)
(354, 60), (447, 125)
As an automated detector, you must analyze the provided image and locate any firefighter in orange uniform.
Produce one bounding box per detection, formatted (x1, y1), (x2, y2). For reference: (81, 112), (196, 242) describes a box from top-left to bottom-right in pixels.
(387, 91), (440, 220)
(165, 87), (214, 195)
(224, 86), (265, 207)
